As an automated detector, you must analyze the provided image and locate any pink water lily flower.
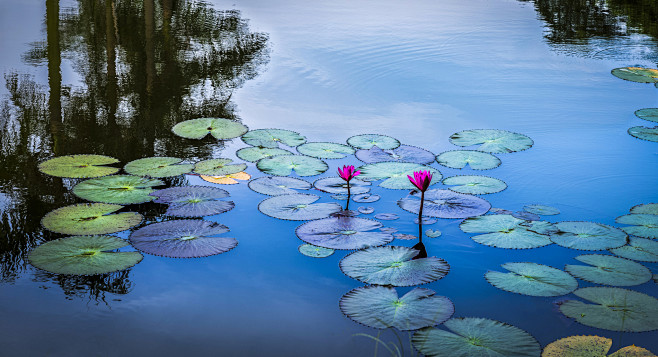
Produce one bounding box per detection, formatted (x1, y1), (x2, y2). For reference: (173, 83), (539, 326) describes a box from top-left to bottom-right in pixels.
(407, 170), (432, 192)
(338, 165), (360, 182)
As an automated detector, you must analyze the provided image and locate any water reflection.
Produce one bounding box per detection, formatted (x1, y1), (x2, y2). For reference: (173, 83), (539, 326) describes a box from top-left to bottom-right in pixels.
(33, 270), (134, 304)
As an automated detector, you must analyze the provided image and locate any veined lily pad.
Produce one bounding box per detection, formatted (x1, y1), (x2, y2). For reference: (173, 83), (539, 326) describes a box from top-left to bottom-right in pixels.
(256, 155), (328, 177)
(150, 186), (234, 217)
(435, 150), (501, 170)
(331, 194), (349, 200)
(298, 244), (334, 258)
(346, 134), (400, 150)
(258, 194), (342, 221)
(442, 175), (507, 195)
(449, 129), (534, 153)
(313, 177), (371, 195)
(412, 318), (541, 357)
(358, 207), (375, 214)
(611, 67), (658, 83)
(353, 193), (380, 203)
(235, 147), (291, 162)
(630, 203), (658, 215)
(171, 117), (248, 140)
(355, 145), (435, 165)
(565, 254), (652, 286)
(551, 222), (627, 250)
(193, 158), (247, 176)
(559, 287), (658, 332)
(635, 108), (658, 123)
(415, 217), (438, 225)
(615, 214), (658, 239)
(398, 189), (491, 219)
(513, 211), (540, 221)
(248, 176), (311, 196)
(542, 335), (655, 357)
(72, 175), (163, 205)
(296, 216), (393, 250)
(358, 162), (441, 189)
(610, 237), (658, 262)
(296, 142), (355, 159)
(485, 262), (577, 297)
(28, 235), (143, 275)
(129, 219), (237, 258)
(523, 204), (560, 216)
(374, 213), (399, 220)
(123, 157), (194, 178)
(628, 126), (658, 142)
(242, 128), (306, 148)
(339, 246), (449, 286)
(340, 286), (454, 330)
(200, 172), (251, 185)
(38, 154), (120, 178)
(42, 203), (142, 235)
(426, 229), (442, 238)
(460, 215), (552, 249)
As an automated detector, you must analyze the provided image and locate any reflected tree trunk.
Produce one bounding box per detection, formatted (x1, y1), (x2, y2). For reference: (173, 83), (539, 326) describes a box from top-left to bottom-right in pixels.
(46, 0), (62, 155)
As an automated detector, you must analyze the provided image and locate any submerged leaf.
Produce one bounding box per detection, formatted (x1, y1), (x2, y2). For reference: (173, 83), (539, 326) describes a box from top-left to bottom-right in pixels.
(346, 134), (400, 150)
(236, 147), (291, 162)
(398, 189), (491, 219)
(38, 154), (119, 178)
(242, 128), (306, 148)
(296, 216), (393, 250)
(551, 221), (627, 250)
(296, 142), (355, 159)
(123, 157), (194, 178)
(298, 244), (334, 258)
(256, 155), (328, 177)
(72, 175), (163, 204)
(171, 117), (248, 140)
(258, 194), (342, 221)
(42, 203), (142, 235)
(449, 129), (534, 153)
(200, 172), (251, 185)
(635, 108), (658, 123)
(313, 177), (371, 195)
(565, 254), (652, 286)
(442, 175), (507, 195)
(358, 162), (441, 189)
(150, 186), (234, 217)
(610, 237), (658, 262)
(194, 158), (247, 176)
(615, 214), (658, 239)
(486, 262), (577, 296)
(628, 126), (658, 143)
(435, 150), (501, 170)
(248, 176), (312, 196)
(611, 67), (658, 83)
(355, 145), (435, 164)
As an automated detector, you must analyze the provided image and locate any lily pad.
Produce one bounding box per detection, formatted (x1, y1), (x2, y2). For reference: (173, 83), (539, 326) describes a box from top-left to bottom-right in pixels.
(193, 158), (247, 176)
(200, 172), (251, 185)
(313, 177), (371, 195)
(296, 142), (355, 159)
(256, 155), (328, 177)
(435, 150), (501, 170)
(331, 194), (349, 200)
(559, 287), (658, 332)
(258, 194), (342, 221)
(523, 204), (560, 216)
(398, 189), (491, 219)
(72, 175), (164, 204)
(615, 214), (658, 239)
(566, 254), (652, 286)
(248, 176), (312, 196)
(242, 128), (306, 148)
(412, 317), (541, 357)
(38, 154), (120, 178)
(123, 157), (194, 178)
(355, 145), (435, 164)
(346, 134), (400, 150)
(129, 219), (237, 258)
(460, 215), (553, 249)
(610, 237), (658, 262)
(543, 335), (655, 357)
(551, 222), (627, 250)
(374, 213), (399, 220)
(415, 217), (438, 225)
(358, 162), (442, 189)
(171, 117), (248, 140)
(298, 244), (334, 258)
(394, 233), (417, 240)
(611, 67), (658, 83)
(358, 207), (375, 214)
(449, 129), (534, 153)
(426, 229), (442, 238)
(635, 108), (658, 123)
(485, 262), (577, 296)
(340, 286), (454, 330)
(628, 126), (658, 142)
(442, 175), (507, 195)
(28, 235), (143, 275)
(150, 186), (234, 217)
(513, 211), (541, 221)
(630, 203), (658, 215)
(42, 203), (142, 235)
(339, 246), (449, 286)
(353, 193), (380, 203)
(235, 147), (291, 162)
(296, 216), (393, 250)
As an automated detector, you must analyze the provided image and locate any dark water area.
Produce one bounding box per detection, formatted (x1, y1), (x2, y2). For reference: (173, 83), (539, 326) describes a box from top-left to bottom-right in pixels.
(1, 0), (657, 356)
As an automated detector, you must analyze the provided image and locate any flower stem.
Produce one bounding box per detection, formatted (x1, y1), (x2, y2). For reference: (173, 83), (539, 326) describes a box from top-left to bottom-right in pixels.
(346, 182), (351, 211)
(418, 190), (424, 243)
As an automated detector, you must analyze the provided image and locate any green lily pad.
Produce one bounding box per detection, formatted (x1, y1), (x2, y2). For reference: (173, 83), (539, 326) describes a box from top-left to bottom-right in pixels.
(150, 186), (234, 217)
(296, 216), (394, 250)
(42, 203), (142, 235)
(449, 129), (534, 153)
(630, 203), (658, 215)
(435, 150), (502, 170)
(28, 235), (143, 275)
(611, 67), (658, 83)
(559, 287), (658, 332)
(628, 126), (658, 142)
(565, 254), (652, 286)
(340, 286), (454, 330)
(298, 244), (334, 258)
(313, 177), (371, 195)
(615, 214), (658, 239)
(355, 145), (435, 164)
(460, 214), (553, 249)
(248, 176), (312, 196)
(38, 154), (120, 178)
(412, 317), (541, 357)
(296, 142), (355, 159)
(242, 128), (306, 148)
(426, 229), (442, 238)
(258, 193), (342, 221)
(123, 157), (194, 178)
(346, 134), (400, 150)
(256, 155), (328, 177)
(442, 175), (507, 195)
(193, 158), (247, 176)
(339, 246), (449, 286)
(610, 237), (658, 262)
(72, 175), (164, 205)
(235, 147), (291, 162)
(399, 189), (491, 219)
(485, 262), (578, 296)
(635, 108), (658, 123)
(551, 222), (627, 251)
(523, 204), (560, 216)
(542, 335), (656, 357)
(171, 117), (248, 140)
(357, 162), (441, 189)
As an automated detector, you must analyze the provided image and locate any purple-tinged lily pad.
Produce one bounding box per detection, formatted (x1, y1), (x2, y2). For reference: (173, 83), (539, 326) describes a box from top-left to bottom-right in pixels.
(415, 217), (437, 225)
(150, 186), (234, 217)
(523, 204), (560, 216)
(352, 193), (380, 203)
(296, 216), (393, 250)
(355, 145), (435, 165)
(358, 207), (375, 214)
(512, 211), (540, 221)
(394, 233), (417, 240)
(248, 176), (312, 196)
(258, 194), (342, 221)
(398, 189), (491, 219)
(375, 213), (399, 221)
(313, 177), (371, 195)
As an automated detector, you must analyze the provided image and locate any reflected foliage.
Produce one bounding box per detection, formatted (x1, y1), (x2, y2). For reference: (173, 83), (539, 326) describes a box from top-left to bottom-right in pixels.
(33, 269), (135, 304)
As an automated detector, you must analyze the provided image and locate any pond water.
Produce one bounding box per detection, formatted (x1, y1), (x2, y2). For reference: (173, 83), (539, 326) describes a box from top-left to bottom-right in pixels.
(1, 0), (658, 356)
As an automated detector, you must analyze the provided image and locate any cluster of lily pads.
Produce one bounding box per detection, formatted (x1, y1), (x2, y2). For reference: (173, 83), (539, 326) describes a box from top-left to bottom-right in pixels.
(611, 67), (658, 142)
